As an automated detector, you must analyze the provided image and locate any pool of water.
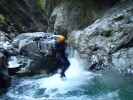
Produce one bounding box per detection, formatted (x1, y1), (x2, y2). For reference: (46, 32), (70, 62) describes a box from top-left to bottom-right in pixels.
(1, 52), (133, 100)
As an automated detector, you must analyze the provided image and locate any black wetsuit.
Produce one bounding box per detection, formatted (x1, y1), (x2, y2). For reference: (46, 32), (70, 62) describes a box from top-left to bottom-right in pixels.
(54, 42), (70, 77)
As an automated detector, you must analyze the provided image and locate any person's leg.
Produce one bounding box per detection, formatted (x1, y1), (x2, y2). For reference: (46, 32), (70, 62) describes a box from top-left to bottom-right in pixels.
(60, 57), (70, 78)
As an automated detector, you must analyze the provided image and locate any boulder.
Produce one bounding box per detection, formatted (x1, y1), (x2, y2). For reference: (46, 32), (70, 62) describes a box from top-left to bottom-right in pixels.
(12, 32), (67, 75)
(69, 0), (133, 73)
(0, 52), (11, 94)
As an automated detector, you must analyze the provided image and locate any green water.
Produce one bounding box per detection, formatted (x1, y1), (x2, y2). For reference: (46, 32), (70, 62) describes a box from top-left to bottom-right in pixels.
(1, 71), (133, 100)
(0, 57), (133, 100)
(1, 73), (133, 100)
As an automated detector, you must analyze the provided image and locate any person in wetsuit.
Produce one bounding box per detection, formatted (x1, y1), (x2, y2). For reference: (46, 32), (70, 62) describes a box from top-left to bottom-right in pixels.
(28, 34), (70, 78)
(53, 35), (70, 78)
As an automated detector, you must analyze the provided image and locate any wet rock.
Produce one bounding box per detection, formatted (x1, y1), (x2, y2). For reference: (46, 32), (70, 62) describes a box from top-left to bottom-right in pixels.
(0, 31), (12, 49)
(70, 0), (133, 72)
(0, 52), (11, 94)
(0, 31), (19, 57)
(112, 47), (133, 75)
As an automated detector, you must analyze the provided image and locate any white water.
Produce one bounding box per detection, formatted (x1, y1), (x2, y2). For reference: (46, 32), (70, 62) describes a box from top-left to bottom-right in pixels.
(8, 56), (20, 68)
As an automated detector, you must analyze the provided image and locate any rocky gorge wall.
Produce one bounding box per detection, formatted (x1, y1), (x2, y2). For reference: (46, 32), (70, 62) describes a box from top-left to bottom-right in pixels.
(0, 0), (132, 76)
(47, 0), (117, 35)
(0, 0), (117, 37)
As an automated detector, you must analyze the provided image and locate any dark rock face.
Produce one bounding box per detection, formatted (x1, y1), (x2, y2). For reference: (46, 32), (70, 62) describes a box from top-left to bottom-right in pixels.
(70, 0), (133, 74)
(0, 0), (48, 37)
(0, 52), (11, 94)
(0, 0), (118, 38)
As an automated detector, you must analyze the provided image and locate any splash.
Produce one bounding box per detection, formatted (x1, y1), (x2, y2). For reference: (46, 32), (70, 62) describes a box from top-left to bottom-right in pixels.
(37, 52), (94, 95)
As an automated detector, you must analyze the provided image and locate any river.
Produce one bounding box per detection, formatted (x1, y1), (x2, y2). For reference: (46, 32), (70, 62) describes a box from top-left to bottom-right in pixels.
(0, 51), (133, 100)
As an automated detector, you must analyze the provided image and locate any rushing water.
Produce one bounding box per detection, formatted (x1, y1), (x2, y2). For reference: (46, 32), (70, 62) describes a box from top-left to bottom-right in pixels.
(1, 51), (133, 100)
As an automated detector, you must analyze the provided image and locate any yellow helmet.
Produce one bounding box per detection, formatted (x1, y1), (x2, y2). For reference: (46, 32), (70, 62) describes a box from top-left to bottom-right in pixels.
(54, 35), (65, 44)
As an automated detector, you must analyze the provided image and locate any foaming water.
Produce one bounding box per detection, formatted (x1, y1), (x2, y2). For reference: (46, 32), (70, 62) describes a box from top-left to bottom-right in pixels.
(1, 51), (124, 100)
(8, 56), (20, 68)
(37, 54), (94, 95)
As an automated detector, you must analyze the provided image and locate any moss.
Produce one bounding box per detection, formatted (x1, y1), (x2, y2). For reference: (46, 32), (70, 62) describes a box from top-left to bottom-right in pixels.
(0, 14), (6, 24)
(37, 0), (46, 12)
